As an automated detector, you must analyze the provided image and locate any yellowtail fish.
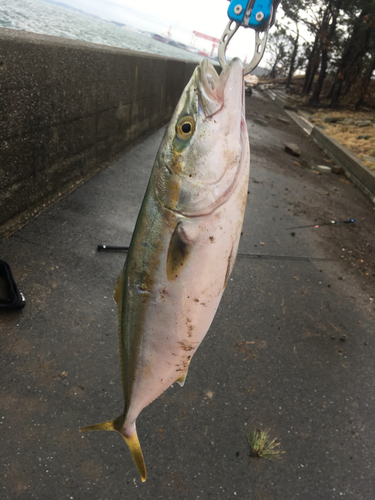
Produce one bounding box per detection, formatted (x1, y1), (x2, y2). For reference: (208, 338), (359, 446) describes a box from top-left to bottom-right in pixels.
(80, 57), (250, 482)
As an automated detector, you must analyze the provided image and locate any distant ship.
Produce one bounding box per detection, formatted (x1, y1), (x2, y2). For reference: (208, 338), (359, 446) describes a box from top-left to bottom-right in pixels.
(168, 39), (188, 51)
(152, 34), (188, 51)
(152, 33), (168, 43)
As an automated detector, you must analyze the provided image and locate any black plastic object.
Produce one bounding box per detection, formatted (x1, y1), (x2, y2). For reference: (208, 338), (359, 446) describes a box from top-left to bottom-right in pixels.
(0, 260), (26, 310)
(97, 245), (129, 252)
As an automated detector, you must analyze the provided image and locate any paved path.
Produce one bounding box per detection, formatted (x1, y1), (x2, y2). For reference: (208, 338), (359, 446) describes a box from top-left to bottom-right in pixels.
(1, 89), (375, 499)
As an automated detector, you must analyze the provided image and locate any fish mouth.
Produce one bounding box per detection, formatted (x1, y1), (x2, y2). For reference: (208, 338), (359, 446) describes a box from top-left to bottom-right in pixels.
(198, 58), (244, 118)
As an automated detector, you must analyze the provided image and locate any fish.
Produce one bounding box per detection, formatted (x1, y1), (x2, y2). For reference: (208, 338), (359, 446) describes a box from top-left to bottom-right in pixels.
(80, 57), (250, 482)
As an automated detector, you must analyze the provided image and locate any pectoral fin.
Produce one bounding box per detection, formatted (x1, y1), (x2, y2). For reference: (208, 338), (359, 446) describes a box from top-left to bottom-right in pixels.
(80, 418), (146, 482)
(166, 221), (194, 282)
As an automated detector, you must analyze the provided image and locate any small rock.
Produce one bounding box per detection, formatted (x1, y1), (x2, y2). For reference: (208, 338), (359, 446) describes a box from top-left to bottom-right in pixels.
(316, 165), (332, 174)
(254, 118), (268, 127)
(340, 334), (347, 342)
(323, 116), (340, 123)
(59, 371), (68, 380)
(264, 113), (274, 120)
(277, 117), (290, 125)
(316, 123), (328, 130)
(357, 135), (370, 140)
(361, 155), (375, 162)
(356, 120), (372, 127)
(284, 143), (300, 156)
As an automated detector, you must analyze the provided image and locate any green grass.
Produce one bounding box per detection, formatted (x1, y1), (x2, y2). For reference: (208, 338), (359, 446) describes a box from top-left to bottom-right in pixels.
(246, 429), (285, 461)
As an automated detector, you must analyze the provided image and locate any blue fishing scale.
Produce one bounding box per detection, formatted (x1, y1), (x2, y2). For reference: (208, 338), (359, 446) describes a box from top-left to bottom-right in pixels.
(227, 0), (274, 30)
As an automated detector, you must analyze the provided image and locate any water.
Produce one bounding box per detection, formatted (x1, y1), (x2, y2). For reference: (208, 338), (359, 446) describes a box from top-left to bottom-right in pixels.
(0, 0), (204, 63)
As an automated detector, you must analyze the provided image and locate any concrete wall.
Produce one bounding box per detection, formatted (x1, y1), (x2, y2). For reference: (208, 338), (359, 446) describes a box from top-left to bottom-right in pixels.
(0, 29), (198, 239)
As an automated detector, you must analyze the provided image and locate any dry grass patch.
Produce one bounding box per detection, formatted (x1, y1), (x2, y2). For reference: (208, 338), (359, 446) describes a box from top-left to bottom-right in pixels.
(309, 110), (375, 171)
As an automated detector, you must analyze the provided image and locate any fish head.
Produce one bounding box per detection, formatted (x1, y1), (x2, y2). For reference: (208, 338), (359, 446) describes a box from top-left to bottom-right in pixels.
(156, 57), (248, 217)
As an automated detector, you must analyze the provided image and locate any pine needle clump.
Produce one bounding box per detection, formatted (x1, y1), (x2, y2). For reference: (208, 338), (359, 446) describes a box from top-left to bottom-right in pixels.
(246, 428), (285, 461)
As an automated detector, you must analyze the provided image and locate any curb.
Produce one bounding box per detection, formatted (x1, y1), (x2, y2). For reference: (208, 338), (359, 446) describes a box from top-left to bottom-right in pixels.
(310, 127), (375, 205)
(266, 89), (375, 205)
(266, 89), (314, 135)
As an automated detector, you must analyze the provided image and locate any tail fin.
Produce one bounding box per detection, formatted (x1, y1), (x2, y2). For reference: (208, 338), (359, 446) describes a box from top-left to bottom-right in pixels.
(80, 418), (147, 482)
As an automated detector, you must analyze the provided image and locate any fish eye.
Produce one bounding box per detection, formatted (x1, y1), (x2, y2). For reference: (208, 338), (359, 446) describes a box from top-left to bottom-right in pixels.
(181, 123), (191, 134)
(176, 116), (195, 140)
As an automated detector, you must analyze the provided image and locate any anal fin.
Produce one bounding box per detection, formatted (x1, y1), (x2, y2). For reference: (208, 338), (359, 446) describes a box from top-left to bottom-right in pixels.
(176, 368), (189, 387)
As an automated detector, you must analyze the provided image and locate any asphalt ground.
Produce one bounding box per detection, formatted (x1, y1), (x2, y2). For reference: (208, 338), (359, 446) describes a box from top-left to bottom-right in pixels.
(1, 88), (375, 499)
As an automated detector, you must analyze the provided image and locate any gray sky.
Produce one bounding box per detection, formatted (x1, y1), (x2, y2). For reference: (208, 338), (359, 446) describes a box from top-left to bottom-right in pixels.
(59, 0), (264, 62)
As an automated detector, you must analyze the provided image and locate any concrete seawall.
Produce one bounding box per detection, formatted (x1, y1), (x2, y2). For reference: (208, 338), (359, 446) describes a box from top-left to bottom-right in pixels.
(0, 29), (198, 239)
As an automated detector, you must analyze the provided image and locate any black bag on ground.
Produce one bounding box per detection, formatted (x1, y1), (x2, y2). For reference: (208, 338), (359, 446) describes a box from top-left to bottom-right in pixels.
(0, 260), (26, 310)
